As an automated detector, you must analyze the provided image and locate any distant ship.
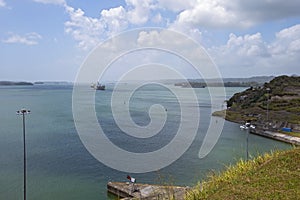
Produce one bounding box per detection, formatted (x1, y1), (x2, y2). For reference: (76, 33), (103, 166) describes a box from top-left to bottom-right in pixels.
(91, 82), (105, 90)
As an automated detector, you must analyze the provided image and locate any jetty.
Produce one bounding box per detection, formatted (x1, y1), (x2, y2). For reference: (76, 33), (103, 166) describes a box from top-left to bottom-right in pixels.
(107, 182), (189, 199)
(250, 129), (300, 145)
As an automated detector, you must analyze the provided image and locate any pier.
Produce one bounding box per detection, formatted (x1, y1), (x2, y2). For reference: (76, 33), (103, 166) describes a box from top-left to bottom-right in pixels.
(250, 129), (300, 145)
(107, 182), (189, 199)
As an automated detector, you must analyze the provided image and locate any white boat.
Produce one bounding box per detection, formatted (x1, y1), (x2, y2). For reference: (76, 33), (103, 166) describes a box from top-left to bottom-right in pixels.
(240, 123), (255, 130)
(240, 125), (248, 130)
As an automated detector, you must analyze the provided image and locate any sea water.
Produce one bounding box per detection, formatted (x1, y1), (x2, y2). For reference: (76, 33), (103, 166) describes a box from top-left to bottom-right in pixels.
(0, 84), (290, 200)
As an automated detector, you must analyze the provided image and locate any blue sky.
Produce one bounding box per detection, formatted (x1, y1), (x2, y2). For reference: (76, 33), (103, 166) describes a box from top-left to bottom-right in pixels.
(0, 0), (300, 81)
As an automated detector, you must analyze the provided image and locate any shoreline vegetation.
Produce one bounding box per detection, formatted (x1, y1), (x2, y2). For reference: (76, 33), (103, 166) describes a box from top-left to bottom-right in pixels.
(0, 81), (33, 86)
(186, 147), (300, 200)
(0, 81), (75, 86)
(213, 75), (300, 137)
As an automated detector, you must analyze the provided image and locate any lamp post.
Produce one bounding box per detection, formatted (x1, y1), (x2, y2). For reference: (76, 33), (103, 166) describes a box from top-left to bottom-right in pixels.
(16, 108), (30, 200)
(266, 88), (270, 124)
(240, 122), (255, 160)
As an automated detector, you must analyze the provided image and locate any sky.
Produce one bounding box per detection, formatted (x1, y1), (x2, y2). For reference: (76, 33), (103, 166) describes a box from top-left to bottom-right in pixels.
(0, 0), (300, 81)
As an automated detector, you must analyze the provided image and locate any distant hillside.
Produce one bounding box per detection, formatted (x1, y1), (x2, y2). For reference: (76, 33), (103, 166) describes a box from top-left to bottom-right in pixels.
(222, 76), (275, 83)
(216, 75), (300, 131)
(33, 81), (72, 85)
(173, 76), (275, 88)
(0, 81), (33, 86)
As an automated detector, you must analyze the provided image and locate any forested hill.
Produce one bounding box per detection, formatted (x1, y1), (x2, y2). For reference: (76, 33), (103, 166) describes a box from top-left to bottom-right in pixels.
(0, 81), (33, 86)
(223, 75), (300, 131)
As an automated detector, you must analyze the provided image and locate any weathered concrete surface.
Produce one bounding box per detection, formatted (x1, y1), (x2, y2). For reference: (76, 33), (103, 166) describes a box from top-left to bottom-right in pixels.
(250, 129), (300, 145)
(107, 182), (189, 199)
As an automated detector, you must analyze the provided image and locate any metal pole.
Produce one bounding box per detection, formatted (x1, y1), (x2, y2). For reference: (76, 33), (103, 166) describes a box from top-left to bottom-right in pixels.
(246, 128), (249, 160)
(267, 95), (269, 123)
(266, 88), (270, 124)
(22, 112), (27, 200)
(17, 109), (29, 200)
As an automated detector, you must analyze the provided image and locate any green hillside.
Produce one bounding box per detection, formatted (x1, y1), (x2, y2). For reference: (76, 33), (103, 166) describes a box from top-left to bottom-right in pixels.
(215, 75), (300, 132)
(186, 147), (300, 200)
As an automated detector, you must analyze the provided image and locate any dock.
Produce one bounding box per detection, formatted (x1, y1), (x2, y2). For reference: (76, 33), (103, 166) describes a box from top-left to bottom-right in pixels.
(250, 129), (300, 145)
(107, 182), (189, 199)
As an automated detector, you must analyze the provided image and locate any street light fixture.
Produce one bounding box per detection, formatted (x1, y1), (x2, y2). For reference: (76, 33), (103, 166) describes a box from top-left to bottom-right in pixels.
(240, 122), (255, 160)
(266, 88), (270, 124)
(16, 108), (30, 200)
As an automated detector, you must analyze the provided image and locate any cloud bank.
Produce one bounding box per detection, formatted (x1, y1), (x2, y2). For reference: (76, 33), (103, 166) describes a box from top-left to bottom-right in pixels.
(32, 0), (300, 77)
(209, 24), (300, 77)
(52, 0), (300, 51)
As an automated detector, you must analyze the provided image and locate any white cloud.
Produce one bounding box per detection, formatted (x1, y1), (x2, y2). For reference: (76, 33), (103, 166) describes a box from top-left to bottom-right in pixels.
(208, 24), (300, 77)
(33, 0), (66, 6)
(226, 33), (269, 57)
(64, 5), (130, 51)
(62, 0), (158, 50)
(157, 0), (196, 12)
(100, 6), (128, 34)
(2, 32), (42, 45)
(137, 29), (200, 49)
(136, 29), (207, 63)
(33, 0), (300, 58)
(209, 32), (270, 63)
(170, 0), (300, 32)
(125, 0), (156, 25)
(151, 13), (162, 23)
(171, 0), (250, 30)
(134, 29), (221, 79)
(168, 22), (203, 44)
(64, 6), (104, 51)
(0, 0), (6, 7)
(137, 30), (164, 46)
(271, 24), (300, 55)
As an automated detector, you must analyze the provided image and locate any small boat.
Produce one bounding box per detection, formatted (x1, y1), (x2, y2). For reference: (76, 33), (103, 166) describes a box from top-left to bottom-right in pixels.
(240, 124), (248, 130)
(240, 122), (255, 130)
(91, 82), (105, 90)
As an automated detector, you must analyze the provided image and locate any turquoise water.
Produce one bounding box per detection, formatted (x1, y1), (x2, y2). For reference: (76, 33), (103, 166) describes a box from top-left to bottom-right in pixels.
(0, 85), (290, 199)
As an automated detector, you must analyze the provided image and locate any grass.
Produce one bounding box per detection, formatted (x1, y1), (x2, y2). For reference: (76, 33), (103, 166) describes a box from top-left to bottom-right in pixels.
(212, 110), (259, 123)
(185, 147), (300, 200)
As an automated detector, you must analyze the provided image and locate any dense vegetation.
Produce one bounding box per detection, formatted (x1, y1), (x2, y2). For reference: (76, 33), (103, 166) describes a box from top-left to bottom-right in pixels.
(0, 81), (33, 86)
(220, 75), (300, 130)
(186, 147), (300, 200)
